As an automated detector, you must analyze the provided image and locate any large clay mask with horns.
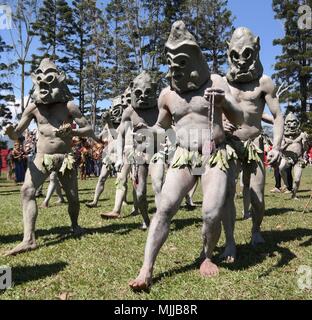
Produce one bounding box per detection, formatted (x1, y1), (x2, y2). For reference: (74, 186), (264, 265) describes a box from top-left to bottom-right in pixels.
(31, 58), (72, 105)
(130, 71), (157, 110)
(226, 27), (263, 83)
(165, 21), (210, 94)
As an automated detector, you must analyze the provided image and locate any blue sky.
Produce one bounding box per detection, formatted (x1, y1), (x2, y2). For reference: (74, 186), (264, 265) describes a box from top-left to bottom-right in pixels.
(0, 0), (285, 112)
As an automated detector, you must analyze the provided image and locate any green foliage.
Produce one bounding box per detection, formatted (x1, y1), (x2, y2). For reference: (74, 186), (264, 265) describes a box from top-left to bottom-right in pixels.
(272, 0), (312, 123)
(180, 0), (235, 74)
(30, 0), (74, 71)
(0, 36), (15, 129)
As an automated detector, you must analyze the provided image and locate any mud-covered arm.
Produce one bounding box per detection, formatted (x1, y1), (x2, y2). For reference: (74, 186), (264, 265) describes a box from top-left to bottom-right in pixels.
(116, 107), (132, 163)
(154, 88), (173, 132)
(263, 77), (284, 151)
(262, 113), (274, 125)
(209, 75), (243, 126)
(68, 101), (94, 138)
(4, 104), (35, 140)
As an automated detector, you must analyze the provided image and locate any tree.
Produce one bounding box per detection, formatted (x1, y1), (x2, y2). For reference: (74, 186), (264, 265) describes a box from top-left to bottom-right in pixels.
(10, 0), (39, 112)
(0, 36), (15, 130)
(180, 0), (235, 74)
(272, 0), (312, 128)
(30, 0), (74, 71)
(83, 3), (111, 129)
(105, 0), (133, 96)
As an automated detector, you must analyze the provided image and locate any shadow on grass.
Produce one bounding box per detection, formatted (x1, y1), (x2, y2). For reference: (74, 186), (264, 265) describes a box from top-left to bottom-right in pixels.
(171, 217), (202, 231)
(0, 261), (68, 294)
(0, 189), (21, 196)
(150, 227), (312, 286)
(265, 207), (295, 216)
(0, 221), (143, 250)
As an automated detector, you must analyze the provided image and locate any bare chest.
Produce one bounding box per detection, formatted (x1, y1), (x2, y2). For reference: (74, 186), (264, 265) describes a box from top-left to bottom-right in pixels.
(230, 83), (265, 114)
(131, 107), (159, 128)
(35, 104), (72, 129)
(167, 93), (210, 123)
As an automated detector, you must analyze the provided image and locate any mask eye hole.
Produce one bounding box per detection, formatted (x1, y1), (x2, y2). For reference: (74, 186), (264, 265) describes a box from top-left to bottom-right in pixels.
(230, 51), (240, 61)
(144, 89), (151, 96)
(242, 48), (253, 60)
(45, 75), (55, 83)
(37, 76), (42, 82)
(134, 89), (142, 98)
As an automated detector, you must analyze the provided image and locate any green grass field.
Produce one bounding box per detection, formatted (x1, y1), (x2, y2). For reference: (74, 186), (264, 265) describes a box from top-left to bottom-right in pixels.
(0, 167), (312, 300)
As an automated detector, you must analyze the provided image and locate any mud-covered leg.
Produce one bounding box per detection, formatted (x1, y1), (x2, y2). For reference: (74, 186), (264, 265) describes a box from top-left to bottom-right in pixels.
(250, 158), (265, 246)
(86, 164), (110, 208)
(5, 155), (49, 256)
(42, 171), (64, 208)
(200, 164), (228, 277)
(102, 163), (131, 219)
(242, 165), (252, 220)
(149, 162), (165, 209)
(135, 164), (150, 229)
(220, 161), (238, 263)
(58, 168), (83, 235)
(292, 164), (303, 199)
(279, 158), (289, 190)
(185, 178), (198, 207)
(129, 167), (196, 291)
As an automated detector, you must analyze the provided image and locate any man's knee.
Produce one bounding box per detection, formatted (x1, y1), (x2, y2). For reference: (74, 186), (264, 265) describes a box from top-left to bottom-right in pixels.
(202, 205), (222, 225)
(152, 180), (163, 194)
(21, 184), (36, 200)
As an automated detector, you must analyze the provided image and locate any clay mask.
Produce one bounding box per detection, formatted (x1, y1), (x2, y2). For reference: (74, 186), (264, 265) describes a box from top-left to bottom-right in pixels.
(226, 27), (263, 83)
(130, 71), (157, 110)
(284, 112), (300, 136)
(110, 96), (123, 125)
(165, 21), (210, 93)
(122, 86), (132, 109)
(31, 58), (72, 104)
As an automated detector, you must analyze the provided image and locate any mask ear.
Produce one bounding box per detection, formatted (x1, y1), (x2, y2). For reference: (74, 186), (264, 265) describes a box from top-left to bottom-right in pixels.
(254, 36), (260, 49)
(129, 81), (134, 89)
(57, 71), (66, 83)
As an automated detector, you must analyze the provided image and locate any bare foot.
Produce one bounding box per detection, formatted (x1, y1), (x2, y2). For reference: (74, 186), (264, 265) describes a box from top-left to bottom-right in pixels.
(251, 232), (265, 246)
(40, 202), (49, 209)
(129, 272), (152, 291)
(140, 221), (149, 230)
(86, 202), (97, 208)
(220, 244), (236, 263)
(200, 259), (219, 277)
(100, 211), (121, 219)
(185, 195), (196, 208)
(4, 241), (37, 256)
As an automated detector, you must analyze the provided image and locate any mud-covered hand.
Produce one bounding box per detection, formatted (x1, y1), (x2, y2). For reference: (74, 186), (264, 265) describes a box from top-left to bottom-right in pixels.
(267, 148), (281, 166)
(54, 123), (73, 138)
(3, 124), (16, 138)
(223, 119), (237, 134)
(114, 159), (123, 172)
(204, 88), (225, 107)
(133, 122), (148, 132)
